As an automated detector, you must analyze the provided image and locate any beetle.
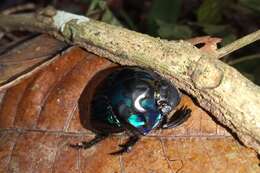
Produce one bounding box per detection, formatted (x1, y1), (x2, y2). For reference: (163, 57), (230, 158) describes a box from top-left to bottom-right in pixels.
(70, 67), (191, 154)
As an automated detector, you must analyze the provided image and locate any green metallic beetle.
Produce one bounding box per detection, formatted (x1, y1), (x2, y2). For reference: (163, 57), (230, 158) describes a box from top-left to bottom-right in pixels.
(71, 67), (191, 154)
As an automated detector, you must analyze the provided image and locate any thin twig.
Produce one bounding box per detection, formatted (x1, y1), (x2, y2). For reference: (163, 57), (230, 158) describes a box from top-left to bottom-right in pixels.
(228, 53), (260, 65)
(217, 30), (260, 58)
(1, 3), (35, 15)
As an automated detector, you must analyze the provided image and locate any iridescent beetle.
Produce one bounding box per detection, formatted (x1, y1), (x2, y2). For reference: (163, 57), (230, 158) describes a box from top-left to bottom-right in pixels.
(70, 67), (191, 154)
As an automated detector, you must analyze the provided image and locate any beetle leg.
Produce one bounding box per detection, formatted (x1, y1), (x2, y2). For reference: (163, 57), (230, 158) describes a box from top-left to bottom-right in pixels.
(70, 134), (108, 149)
(110, 135), (139, 155)
(161, 106), (191, 129)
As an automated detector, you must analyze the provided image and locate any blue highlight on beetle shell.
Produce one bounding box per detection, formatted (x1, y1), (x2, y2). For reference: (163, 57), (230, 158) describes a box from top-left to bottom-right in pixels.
(128, 114), (145, 127)
(141, 99), (154, 110)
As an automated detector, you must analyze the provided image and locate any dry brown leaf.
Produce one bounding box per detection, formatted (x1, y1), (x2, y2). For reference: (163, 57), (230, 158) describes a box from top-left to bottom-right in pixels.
(187, 36), (222, 54)
(0, 36), (259, 173)
(0, 34), (67, 90)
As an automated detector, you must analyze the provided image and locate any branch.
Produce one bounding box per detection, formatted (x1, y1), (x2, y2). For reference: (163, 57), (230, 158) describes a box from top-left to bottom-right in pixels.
(0, 8), (260, 154)
(217, 30), (260, 58)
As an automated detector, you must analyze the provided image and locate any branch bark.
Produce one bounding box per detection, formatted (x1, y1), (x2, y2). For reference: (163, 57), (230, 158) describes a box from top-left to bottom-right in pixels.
(0, 8), (259, 153)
